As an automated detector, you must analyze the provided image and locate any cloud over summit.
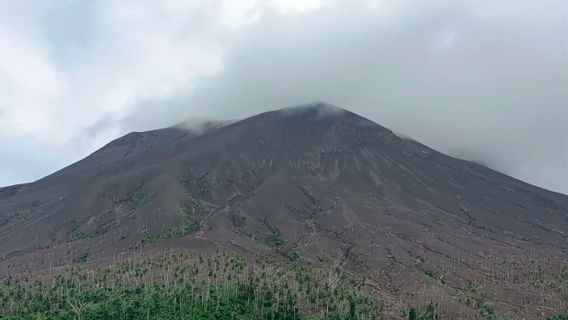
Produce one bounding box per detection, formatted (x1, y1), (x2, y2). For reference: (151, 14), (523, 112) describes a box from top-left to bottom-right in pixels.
(0, 0), (566, 193)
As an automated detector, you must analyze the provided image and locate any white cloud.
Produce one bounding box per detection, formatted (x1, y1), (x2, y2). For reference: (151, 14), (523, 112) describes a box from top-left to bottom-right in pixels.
(0, 0), (255, 187)
(270, 0), (326, 14)
(0, 24), (68, 139)
(0, 0), (331, 149)
(0, 0), (235, 148)
(0, 0), (338, 186)
(219, 0), (260, 29)
(0, 0), (566, 193)
(430, 30), (460, 53)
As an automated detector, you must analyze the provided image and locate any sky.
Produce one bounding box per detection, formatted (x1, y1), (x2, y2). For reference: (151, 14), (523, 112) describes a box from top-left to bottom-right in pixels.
(0, 0), (567, 193)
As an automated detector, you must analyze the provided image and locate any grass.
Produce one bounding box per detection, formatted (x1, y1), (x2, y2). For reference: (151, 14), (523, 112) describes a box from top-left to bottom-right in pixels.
(261, 233), (286, 247)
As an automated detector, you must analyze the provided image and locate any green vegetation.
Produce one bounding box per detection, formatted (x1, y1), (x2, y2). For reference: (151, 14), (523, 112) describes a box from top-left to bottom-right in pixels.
(261, 232), (286, 247)
(129, 191), (150, 210)
(547, 314), (568, 320)
(292, 250), (303, 261)
(77, 252), (89, 263)
(179, 199), (201, 214)
(407, 302), (438, 320)
(413, 258), (445, 284)
(478, 302), (502, 320)
(142, 219), (197, 244)
(0, 252), (382, 320)
(552, 265), (568, 300)
(456, 281), (481, 307)
(142, 202), (200, 244)
(68, 230), (94, 242)
(168, 219), (197, 237)
(66, 220), (94, 242)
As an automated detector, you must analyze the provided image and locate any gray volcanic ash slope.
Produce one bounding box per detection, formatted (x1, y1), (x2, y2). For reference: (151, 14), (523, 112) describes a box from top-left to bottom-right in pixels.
(1, 102), (566, 317)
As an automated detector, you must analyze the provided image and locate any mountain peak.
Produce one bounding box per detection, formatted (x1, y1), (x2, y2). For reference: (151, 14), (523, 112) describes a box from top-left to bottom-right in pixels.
(1, 102), (567, 319)
(275, 101), (347, 117)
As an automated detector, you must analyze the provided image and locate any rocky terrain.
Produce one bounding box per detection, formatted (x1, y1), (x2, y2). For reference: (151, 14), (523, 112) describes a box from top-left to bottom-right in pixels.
(1, 102), (566, 319)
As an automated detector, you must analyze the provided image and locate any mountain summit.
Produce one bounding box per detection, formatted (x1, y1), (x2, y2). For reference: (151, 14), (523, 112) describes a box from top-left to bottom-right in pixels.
(1, 102), (566, 317)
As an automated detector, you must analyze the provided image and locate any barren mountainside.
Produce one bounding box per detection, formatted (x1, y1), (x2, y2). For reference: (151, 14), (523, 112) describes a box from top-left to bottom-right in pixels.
(1, 102), (567, 318)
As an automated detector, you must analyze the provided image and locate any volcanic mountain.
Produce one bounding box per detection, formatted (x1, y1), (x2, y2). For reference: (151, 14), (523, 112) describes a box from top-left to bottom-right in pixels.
(1, 102), (567, 317)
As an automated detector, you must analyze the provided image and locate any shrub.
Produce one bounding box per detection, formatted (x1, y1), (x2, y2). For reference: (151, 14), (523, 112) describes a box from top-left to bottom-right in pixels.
(408, 302), (438, 320)
(130, 191), (150, 210)
(479, 302), (502, 320)
(261, 233), (286, 247)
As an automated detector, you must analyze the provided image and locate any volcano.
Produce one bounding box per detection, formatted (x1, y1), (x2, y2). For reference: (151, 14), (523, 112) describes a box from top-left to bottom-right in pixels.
(1, 102), (566, 318)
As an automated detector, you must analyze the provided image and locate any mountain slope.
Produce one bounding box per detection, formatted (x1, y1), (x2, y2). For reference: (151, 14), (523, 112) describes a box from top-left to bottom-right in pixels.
(1, 102), (567, 317)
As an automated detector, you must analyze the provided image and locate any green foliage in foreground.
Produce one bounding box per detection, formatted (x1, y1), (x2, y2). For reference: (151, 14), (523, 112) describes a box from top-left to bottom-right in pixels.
(0, 253), (382, 320)
(547, 314), (568, 320)
(407, 302), (438, 320)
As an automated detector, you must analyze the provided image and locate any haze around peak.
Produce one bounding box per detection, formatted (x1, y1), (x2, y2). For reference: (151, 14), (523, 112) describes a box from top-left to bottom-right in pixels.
(0, 0), (566, 193)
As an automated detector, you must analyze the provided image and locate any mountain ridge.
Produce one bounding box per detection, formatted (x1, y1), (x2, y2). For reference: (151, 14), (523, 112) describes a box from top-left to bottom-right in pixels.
(0, 102), (566, 318)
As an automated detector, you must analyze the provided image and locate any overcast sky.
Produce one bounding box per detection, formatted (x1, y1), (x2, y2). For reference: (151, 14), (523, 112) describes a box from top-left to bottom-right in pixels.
(1, 0), (567, 193)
